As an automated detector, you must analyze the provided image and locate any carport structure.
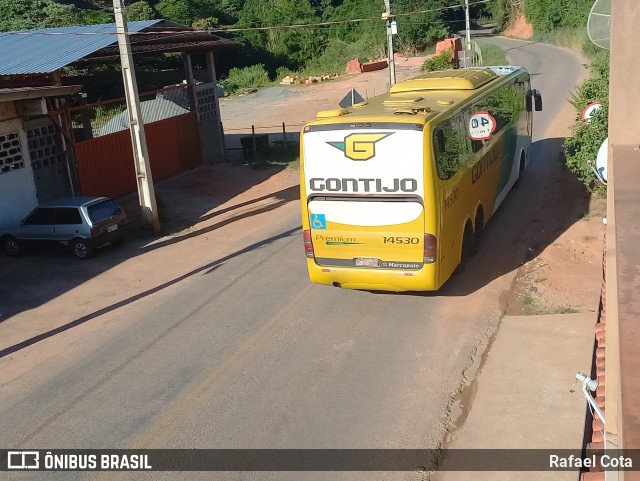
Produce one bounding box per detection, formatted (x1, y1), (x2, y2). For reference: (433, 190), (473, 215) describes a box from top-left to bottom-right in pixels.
(0, 20), (237, 200)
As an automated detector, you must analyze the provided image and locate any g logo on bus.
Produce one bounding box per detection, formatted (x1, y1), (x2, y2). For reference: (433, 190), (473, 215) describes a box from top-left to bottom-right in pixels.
(327, 133), (392, 161)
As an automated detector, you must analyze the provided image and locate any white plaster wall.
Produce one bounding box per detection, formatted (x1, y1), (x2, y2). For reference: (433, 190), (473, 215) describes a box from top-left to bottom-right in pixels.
(0, 107), (38, 228)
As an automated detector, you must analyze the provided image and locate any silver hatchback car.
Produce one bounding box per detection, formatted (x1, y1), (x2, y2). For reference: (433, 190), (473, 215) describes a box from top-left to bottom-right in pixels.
(0, 197), (127, 260)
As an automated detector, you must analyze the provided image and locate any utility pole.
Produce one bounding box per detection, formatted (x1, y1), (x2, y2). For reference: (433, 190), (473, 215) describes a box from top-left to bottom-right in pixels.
(113, 0), (160, 234)
(383, 0), (396, 86)
(465, 0), (472, 52)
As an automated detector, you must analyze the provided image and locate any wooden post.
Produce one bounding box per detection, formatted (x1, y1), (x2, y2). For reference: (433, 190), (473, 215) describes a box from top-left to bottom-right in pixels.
(282, 122), (287, 151)
(251, 125), (257, 160)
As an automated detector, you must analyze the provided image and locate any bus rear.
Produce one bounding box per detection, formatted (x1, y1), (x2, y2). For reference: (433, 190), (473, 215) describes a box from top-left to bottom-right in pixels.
(300, 119), (438, 292)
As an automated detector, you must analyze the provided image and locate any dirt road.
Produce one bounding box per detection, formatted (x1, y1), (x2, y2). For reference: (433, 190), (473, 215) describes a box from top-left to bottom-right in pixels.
(0, 39), (603, 481)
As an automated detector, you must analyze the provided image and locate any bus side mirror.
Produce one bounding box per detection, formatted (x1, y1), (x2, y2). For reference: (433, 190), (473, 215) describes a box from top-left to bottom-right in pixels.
(527, 89), (543, 111)
(534, 90), (542, 111)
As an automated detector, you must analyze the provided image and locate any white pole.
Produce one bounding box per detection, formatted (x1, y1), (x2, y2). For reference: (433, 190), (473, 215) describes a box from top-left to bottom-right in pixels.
(113, 0), (160, 234)
(383, 0), (396, 86)
(465, 0), (472, 52)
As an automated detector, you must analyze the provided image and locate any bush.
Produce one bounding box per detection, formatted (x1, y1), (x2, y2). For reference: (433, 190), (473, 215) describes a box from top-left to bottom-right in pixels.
(276, 66), (293, 81)
(221, 64), (271, 95)
(524, 0), (592, 32)
(302, 37), (384, 76)
(563, 53), (609, 193)
(564, 104), (608, 192)
(421, 49), (456, 71)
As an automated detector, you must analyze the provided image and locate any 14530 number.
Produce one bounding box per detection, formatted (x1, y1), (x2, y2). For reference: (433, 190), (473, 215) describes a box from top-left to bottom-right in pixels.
(383, 236), (420, 244)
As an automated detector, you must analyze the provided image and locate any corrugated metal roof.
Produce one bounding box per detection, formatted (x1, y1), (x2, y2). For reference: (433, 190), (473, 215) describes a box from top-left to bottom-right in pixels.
(0, 85), (83, 101)
(0, 20), (162, 75)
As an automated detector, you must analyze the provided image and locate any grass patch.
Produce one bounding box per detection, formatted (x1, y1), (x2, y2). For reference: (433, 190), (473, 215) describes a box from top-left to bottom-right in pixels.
(244, 144), (300, 170)
(539, 305), (580, 315)
(476, 40), (509, 66)
(522, 294), (536, 306)
(530, 27), (592, 53)
(550, 306), (580, 314)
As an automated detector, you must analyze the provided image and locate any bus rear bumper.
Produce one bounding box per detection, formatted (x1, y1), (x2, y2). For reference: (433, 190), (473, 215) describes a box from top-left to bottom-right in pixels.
(306, 261), (439, 292)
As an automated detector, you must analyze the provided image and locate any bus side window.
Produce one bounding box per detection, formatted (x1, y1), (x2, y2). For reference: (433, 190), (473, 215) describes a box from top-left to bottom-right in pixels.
(435, 116), (468, 180)
(436, 129), (446, 153)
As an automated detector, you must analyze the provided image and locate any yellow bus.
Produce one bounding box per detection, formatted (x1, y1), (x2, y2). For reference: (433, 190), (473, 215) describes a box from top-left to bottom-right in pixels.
(300, 66), (542, 291)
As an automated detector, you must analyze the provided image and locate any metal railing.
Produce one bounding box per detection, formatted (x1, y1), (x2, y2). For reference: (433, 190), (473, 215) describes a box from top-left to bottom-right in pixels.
(224, 122), (304, 160)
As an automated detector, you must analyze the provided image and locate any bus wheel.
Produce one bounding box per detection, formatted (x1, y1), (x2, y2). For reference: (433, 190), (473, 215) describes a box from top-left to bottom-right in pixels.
(454, 222), (475, 275)
(472, 209), (484, 256)
(513, 152), (526, 189)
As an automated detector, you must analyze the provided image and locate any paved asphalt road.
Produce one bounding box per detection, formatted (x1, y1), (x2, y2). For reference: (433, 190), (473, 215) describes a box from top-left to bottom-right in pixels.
(0, 38), (583, 481)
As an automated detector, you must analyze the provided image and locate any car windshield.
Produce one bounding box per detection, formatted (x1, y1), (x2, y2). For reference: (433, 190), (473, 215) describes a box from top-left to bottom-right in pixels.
(87, 200), (121, 224)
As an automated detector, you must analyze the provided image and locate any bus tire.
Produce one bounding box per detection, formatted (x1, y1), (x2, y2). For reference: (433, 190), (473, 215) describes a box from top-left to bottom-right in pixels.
(513, 151), (526, 189)
(454, 222), (475, 275)
(473, 208), (484, 255)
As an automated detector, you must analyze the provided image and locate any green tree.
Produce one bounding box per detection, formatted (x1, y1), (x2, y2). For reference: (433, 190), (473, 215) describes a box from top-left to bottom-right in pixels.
(155, 0), (193, 25)
(394, 0), (453, 55)
(488, 0), (521, 32)
(524, 0), (592, 32)
(0, 0), (85, 31)
(192, 16), (218, 29)
(238, 0), (320, 69)
(563, 53), (610, 192)
(126, 1), (156, 21)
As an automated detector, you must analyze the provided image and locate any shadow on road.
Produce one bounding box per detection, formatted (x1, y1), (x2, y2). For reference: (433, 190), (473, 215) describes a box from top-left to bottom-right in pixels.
(0, 162), (296, 324)
(0, 226), (301, 359)
(0, 138), (592, 335)
(386, 137), (593, 298)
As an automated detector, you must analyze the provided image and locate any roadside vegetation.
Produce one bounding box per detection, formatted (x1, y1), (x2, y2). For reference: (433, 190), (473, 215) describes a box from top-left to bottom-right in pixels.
(421, 49), (456, 72)
(1, 1), (608, 186)
(563, 52), (609, 194)
(239, 145), (300, 170)
(492, 0), (609, 194)
(0, 0), (491, 93)
(475, 40), (508, 66)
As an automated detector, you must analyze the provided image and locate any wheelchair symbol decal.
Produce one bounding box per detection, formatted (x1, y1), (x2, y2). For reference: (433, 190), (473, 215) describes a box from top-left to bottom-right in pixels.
(311, 214), (326, 230)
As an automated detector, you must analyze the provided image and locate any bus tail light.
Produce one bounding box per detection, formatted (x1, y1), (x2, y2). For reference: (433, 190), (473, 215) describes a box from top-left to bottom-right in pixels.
(424, 234), (437, 263)
(303, 230), (315, 258)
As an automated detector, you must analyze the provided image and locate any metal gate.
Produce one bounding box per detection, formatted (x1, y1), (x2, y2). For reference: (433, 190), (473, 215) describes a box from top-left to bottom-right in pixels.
(54, 84), (202, 200)
(73, 112), (200, 199)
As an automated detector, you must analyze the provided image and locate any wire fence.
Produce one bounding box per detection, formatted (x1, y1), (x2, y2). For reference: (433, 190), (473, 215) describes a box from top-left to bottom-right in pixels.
(67, 84), (194, 141)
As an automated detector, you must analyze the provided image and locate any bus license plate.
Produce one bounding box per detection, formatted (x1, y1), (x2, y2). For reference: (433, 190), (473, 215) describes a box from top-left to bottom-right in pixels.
(355, 257), (380, 267)
(107, 224), (118, 233)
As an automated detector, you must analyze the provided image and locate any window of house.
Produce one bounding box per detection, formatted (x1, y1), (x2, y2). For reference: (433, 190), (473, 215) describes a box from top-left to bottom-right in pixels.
(0, 132), (25, 174)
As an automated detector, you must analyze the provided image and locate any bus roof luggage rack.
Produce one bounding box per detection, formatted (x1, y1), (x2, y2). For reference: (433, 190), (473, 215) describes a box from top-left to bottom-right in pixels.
(389, 68), (497, 93)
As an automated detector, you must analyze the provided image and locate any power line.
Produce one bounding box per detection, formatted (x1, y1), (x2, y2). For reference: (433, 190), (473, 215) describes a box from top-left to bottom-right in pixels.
(1, 0), (491, 36)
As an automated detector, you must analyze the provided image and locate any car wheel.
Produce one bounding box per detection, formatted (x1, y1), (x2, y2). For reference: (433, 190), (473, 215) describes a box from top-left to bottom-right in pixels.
(73, 239), (94, 260)
(2, 236), (22, 257)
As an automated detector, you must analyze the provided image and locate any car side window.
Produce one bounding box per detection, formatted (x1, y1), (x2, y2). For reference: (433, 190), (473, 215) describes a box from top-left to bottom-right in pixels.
(23, 208), (55, 225)
(55, 208), (83, 225)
